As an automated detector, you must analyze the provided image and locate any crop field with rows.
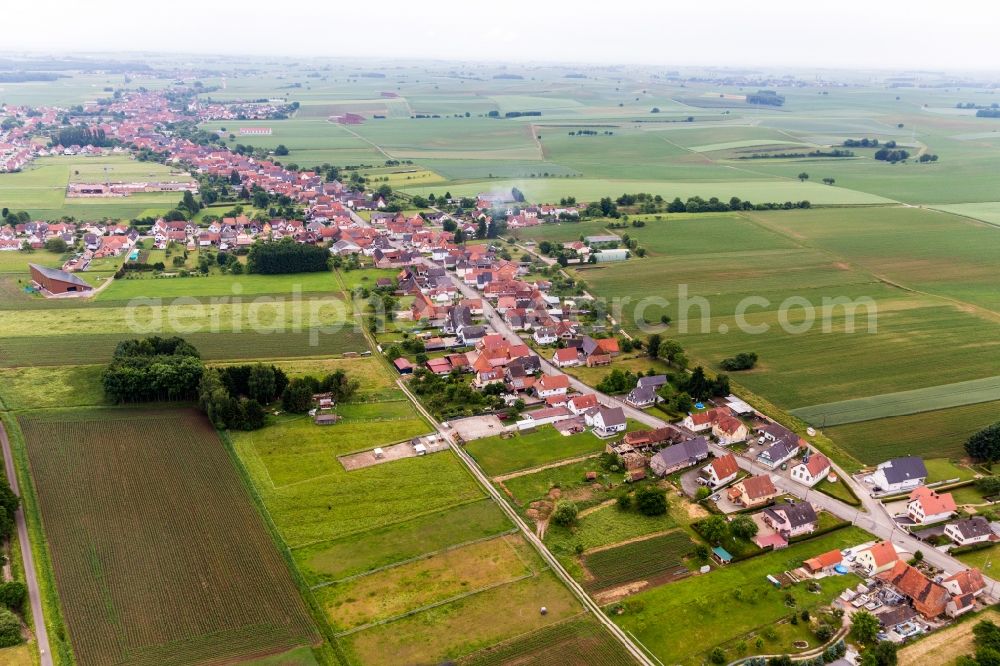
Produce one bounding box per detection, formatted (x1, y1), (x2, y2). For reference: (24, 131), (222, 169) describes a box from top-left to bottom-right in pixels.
(583, 531), (695, 591)
(17, 408), (319, 666)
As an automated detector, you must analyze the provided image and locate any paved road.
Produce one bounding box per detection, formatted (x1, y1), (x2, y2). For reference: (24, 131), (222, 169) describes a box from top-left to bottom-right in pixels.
(396, 379), (655, 666)
(441, 262), (1000, 596)
(0, 422), (53, 666)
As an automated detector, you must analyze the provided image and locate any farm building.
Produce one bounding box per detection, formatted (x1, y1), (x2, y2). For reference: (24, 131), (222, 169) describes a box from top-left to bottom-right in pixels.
(29, 263), (93, 295)
(239, 127), (272, 135)
(593, 249), (629, 263)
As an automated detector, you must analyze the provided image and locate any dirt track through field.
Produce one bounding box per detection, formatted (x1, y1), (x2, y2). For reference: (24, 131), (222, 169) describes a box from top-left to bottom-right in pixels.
(493, 453), (601, 482)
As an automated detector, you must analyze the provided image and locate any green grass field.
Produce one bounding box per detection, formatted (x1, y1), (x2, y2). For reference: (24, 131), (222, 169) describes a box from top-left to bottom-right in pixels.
(293, 499), (512, 586)
(404, 177), (893, 205)
(466, 428), (612, 477)
(343, 573), (581, 665)
(614, 527), (869, 665)
(98, 271), (342, 300)
(792, 375), (1000, 426)
(546, 501), (677, 556)
(824, 400), (1000, 464)
(316, 533), (536, 632)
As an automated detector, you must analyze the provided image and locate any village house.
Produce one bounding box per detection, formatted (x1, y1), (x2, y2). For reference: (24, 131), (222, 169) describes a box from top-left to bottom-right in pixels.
(587, 406), (627, 438)
(943, 568), (987, 602)
(761, 502), (818, 538)
(727, 474), (778, 508)
(906, 486), (957, 525)
(625, 375), (667, 408)
(712, 413), (749, 445)
(790, 451), (832, 488)
(534, 373), (570, 399)
(702, 453), (740, 488)
(867, 456), (928, 493)
(855, 541), (900, 576)
(567, 393), (599, 415)
(755, 436), (802, 469)
(551, 347), (582, 368)
(649, 436), (710, 476)
(944, 517), (995, 547)
(682, 407), (730, 432)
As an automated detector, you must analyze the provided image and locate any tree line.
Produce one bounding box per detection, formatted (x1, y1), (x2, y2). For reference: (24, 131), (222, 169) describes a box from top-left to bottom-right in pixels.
(102, 337), (359, 431)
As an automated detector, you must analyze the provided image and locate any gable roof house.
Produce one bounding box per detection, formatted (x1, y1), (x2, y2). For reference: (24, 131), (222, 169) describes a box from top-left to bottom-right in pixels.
(682, 407), (729, 433)
(906, 487), (957, 525)
(727, 474), (778, 508)
(588, 406), (627, 438)
(868, 456), (927, 493)
(790, 451), (832, 488)
(552, 347), (582, 368)
(944, 517), (995, 547)
(712, 413), (749, 445)
(755, 436), (802, 469)
(534, 373), (570, 398)
(856, 541), (900, 576)
(702, 453), (740, 488)
(533, 325), (558, 345)
(943, 568), (987, 599)
(762, 502), (818, 538)
(625, 384), (660, 409)
(649, 437), (710, 476)
(567, 393), (599, 415)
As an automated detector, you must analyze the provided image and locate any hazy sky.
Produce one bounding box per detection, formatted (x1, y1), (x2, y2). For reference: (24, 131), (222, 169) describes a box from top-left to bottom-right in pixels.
(5, 0), (1000, 71)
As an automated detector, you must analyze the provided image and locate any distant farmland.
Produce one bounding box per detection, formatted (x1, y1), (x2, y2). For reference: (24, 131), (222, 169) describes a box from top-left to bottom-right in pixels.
(0, 329), (367, 367)
(18, 408), (319, 666)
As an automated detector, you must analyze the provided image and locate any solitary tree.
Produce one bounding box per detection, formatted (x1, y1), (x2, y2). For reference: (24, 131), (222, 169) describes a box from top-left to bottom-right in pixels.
(851, 611), (880, 644)
(798, 172), (810, 182)
(635, 486), (668, 516)
(730, 515), (759, 540)
(552, 500), (579, 526)
(822, 177), (836, 185)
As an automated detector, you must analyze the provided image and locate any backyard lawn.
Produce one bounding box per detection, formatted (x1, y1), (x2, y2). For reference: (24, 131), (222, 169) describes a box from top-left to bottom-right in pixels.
(614, 527), (871, 665)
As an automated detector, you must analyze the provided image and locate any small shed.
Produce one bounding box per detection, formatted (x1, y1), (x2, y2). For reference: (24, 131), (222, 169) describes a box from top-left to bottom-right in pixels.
(413, 442), (427, 456)
(314, 414), (339, 426)
(393, 357), (414, 374)
(712, 546), (733, 565)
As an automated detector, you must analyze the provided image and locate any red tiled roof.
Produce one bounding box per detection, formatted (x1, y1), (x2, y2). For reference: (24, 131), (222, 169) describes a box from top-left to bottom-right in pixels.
(711, 454), (739, 480)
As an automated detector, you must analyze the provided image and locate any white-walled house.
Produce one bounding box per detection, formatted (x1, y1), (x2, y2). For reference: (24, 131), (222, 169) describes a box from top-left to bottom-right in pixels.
(856, 541), (900, 576)
(790, 452), (832, 488)
(906, 487), (957, 525)
(944, 517), (994, 547)
(867, 457), (927, 493)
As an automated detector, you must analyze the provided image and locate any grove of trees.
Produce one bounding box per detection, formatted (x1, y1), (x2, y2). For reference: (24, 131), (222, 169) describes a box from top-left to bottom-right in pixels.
(246, 237), (330, 274)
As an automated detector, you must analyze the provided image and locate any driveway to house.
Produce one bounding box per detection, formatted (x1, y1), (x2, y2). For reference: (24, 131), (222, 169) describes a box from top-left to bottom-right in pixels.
(679, 466), (706, 499)
(0, 422), (53, 666)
